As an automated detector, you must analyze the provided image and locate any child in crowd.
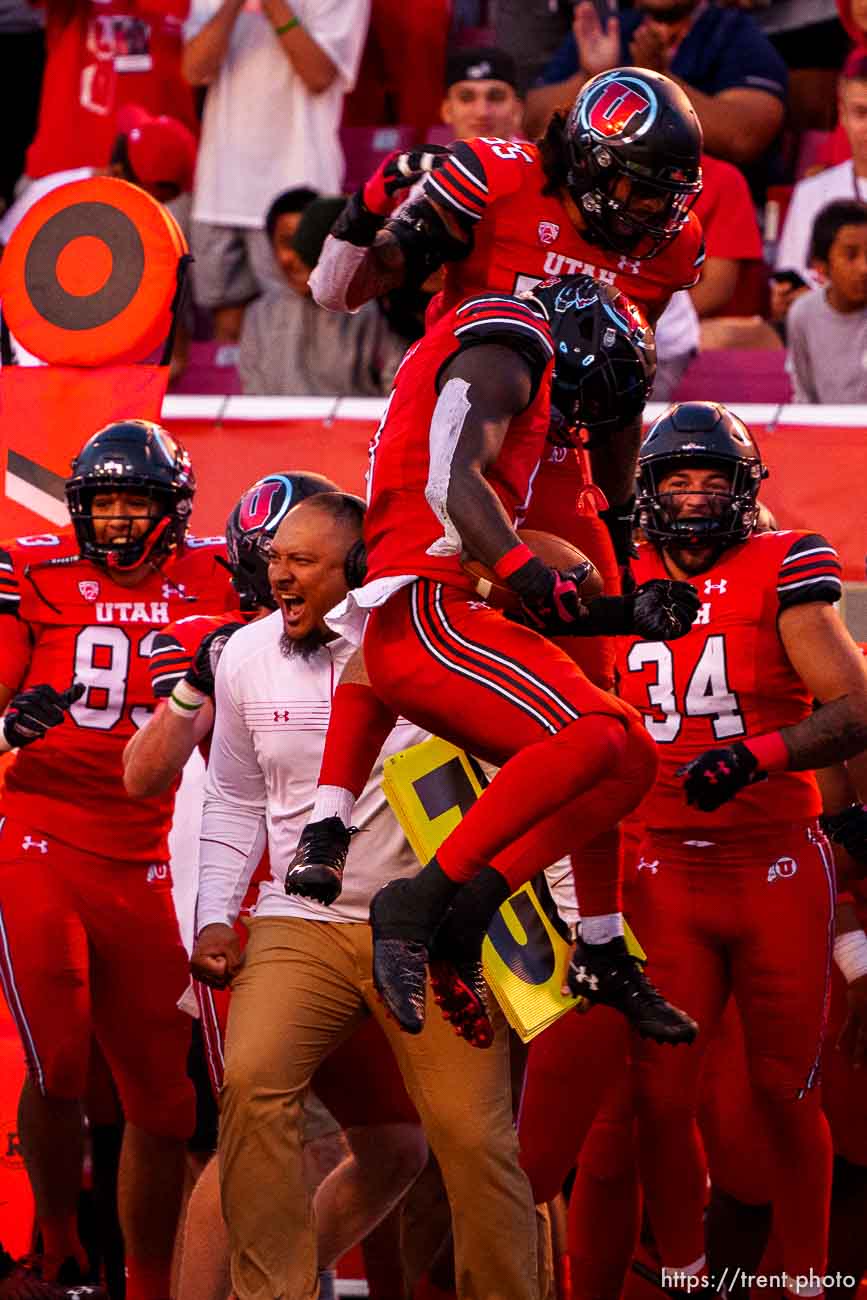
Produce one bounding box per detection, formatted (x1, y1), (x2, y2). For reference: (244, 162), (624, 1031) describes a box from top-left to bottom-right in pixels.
(238, 195), (407, 397)
(787, 198), (867, 402)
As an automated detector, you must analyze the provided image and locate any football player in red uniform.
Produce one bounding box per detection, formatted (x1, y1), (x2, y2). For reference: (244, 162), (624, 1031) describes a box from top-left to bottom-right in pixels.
(617, 402), (867, 1297)
(0, 421), (232, 1300)
(291, 275), (700, 1049)
(123, 471), (428, 1300)
(312, 67), (704, 562)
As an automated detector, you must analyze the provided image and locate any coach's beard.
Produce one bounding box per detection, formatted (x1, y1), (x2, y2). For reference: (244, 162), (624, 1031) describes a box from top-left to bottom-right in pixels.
(280, 628), (328, 661)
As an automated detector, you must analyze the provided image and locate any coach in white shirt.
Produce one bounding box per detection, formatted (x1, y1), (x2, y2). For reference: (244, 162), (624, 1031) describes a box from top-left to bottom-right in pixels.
(191, 492), (539, 1300)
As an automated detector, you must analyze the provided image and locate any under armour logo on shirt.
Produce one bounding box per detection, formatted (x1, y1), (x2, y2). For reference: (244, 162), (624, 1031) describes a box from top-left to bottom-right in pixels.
(22, 836), (47, 853)
(704, 578), (728, 595)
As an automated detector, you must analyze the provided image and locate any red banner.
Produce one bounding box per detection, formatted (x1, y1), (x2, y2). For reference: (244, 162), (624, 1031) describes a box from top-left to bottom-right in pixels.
(4, 402), (866, 582)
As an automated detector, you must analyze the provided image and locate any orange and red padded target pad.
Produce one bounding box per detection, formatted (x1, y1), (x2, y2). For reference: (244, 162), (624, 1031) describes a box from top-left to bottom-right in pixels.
(0, 177), (187, 366)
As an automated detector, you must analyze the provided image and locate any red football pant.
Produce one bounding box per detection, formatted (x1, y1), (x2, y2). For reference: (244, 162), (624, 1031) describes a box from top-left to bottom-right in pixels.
(0, 815), (194, 1140)
(630, 824), (835, 1277)
(364, 581), (657, 914)
(822, 964), (867, 1167)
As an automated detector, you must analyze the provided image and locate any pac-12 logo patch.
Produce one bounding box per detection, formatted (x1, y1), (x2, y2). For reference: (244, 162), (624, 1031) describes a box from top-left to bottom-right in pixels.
(578, 73), (656, 141)
(767, 856), (798, 883)
(78, 580), (99, 601)
(537, 221), (560, 245)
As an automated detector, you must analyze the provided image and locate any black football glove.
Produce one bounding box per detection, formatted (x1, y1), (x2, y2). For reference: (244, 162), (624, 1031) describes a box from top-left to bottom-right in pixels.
(820, 803), (867, 866)
(3, 681), (85, 749)
(506, 554), (596, 635)
(631, 579), (700, 640)
(185, 623), (243, 698)
(678, 741), (765, 812)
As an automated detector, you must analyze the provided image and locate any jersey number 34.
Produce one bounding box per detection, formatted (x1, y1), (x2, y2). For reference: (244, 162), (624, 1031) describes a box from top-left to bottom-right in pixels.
(626, 634), (746, 744)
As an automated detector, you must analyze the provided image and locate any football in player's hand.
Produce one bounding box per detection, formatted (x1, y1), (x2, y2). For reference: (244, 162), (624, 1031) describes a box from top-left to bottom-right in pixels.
(462, 530), (604, 611)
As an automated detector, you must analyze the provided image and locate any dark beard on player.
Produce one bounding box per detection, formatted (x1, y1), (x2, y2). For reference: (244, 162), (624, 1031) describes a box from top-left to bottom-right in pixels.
(279, 629), (327, 661)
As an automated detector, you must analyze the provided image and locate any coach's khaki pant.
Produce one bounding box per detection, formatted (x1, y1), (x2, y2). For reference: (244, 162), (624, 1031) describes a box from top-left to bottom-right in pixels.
(219, 916), (539, 1300)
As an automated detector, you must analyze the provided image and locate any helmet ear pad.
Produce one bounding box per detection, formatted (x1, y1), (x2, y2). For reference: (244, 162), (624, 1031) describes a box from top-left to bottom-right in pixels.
(343, 538), (367, 590)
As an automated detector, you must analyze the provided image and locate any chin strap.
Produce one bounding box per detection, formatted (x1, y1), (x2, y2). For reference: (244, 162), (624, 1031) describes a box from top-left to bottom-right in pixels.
(106, 516), (172, 572)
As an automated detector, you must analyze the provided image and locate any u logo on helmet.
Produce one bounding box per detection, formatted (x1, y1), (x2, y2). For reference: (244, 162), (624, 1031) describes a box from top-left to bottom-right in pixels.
(580, 73), (657, 141)
(238, 476), (293, 533)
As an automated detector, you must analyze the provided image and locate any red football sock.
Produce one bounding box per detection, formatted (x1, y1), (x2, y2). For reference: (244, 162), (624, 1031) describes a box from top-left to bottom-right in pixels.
(568, 1106), (641, 1300)
(319, 682), (397, 798)
(39, 1215), (87, 1279)
(571, 826), (623, 923)
(125, 1255), (173, 1300)
(758, 1090), (832, 1283)
(436, 714), (630, 884)
(638, 1104), (709, 1270)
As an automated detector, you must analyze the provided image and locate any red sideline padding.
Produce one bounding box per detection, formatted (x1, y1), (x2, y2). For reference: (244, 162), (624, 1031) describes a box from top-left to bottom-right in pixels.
(3, 397), (866, 582)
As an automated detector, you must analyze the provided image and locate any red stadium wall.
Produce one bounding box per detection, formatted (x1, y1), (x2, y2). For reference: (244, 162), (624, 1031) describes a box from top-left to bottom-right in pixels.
(2, 398), (866, 581)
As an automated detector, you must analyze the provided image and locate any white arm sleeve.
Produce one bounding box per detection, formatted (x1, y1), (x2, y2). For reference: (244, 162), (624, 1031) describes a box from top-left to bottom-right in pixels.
(196, 653), (268, 931)
(309, 235), (368, 313)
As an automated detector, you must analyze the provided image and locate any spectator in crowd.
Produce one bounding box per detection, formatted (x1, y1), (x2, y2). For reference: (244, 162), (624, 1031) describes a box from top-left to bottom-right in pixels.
(746, 0), (846, 133)
(0, 0), (44, 211)
(439, 46), (524, 142)
(524, 0), (787, 181)
(23, 0), (197, 185)
(787, 199), (867, 402)
(0, 105), (197, 250)
(653, 289), (700, 401)
(341, 0), (449, 138)
(239, 195), (406, 397)
(182, 0), (369, 343)
(775, 52), (867, 317)
(265, 185), (319, 272)
(493, 0), (573, 94)
(691, 153), (763, 317)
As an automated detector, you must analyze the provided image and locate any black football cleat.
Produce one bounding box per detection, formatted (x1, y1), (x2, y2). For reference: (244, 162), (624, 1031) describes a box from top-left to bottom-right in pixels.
(370, 880), (432, 1034)
(567, 936), (698, 1045)
(429, 956), (494, 1049)
(0, 1249), (107, 1300)
(284, 817), (357, 905)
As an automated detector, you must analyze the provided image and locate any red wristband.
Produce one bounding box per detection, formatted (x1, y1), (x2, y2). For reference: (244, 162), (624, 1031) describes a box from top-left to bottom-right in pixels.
(493, 542), (534, 582)
(744, 730), (790, 773)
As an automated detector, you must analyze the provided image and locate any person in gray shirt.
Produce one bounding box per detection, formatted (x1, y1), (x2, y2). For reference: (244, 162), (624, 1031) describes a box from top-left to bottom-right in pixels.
(239, 194), (407, 397)
(787, 199), (867, 404)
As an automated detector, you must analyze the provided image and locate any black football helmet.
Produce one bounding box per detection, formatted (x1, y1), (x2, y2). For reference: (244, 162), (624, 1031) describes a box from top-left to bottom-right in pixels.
(562, 68), (702, 259)
(66, 419), (195, 570)
(637, 401), (768, 550)
(529, 274), (656, 442)
(226, 471), (340, 610)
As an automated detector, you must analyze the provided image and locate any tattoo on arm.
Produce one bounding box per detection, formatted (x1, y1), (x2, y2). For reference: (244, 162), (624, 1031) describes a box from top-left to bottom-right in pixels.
(783, 694), (867, 771)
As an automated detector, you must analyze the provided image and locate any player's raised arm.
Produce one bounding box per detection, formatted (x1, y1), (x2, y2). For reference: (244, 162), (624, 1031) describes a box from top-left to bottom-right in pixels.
(310, 144), (475, 311)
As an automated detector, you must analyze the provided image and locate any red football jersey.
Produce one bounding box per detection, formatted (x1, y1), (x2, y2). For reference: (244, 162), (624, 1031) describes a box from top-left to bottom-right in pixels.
(617, 530), (843, 834)
(364, 292), (554, 589)
(0, 527), (234, 861)
(424, 137), (705, 322)
(26, 0), (197, 179)
(148, 611), (244, 710)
